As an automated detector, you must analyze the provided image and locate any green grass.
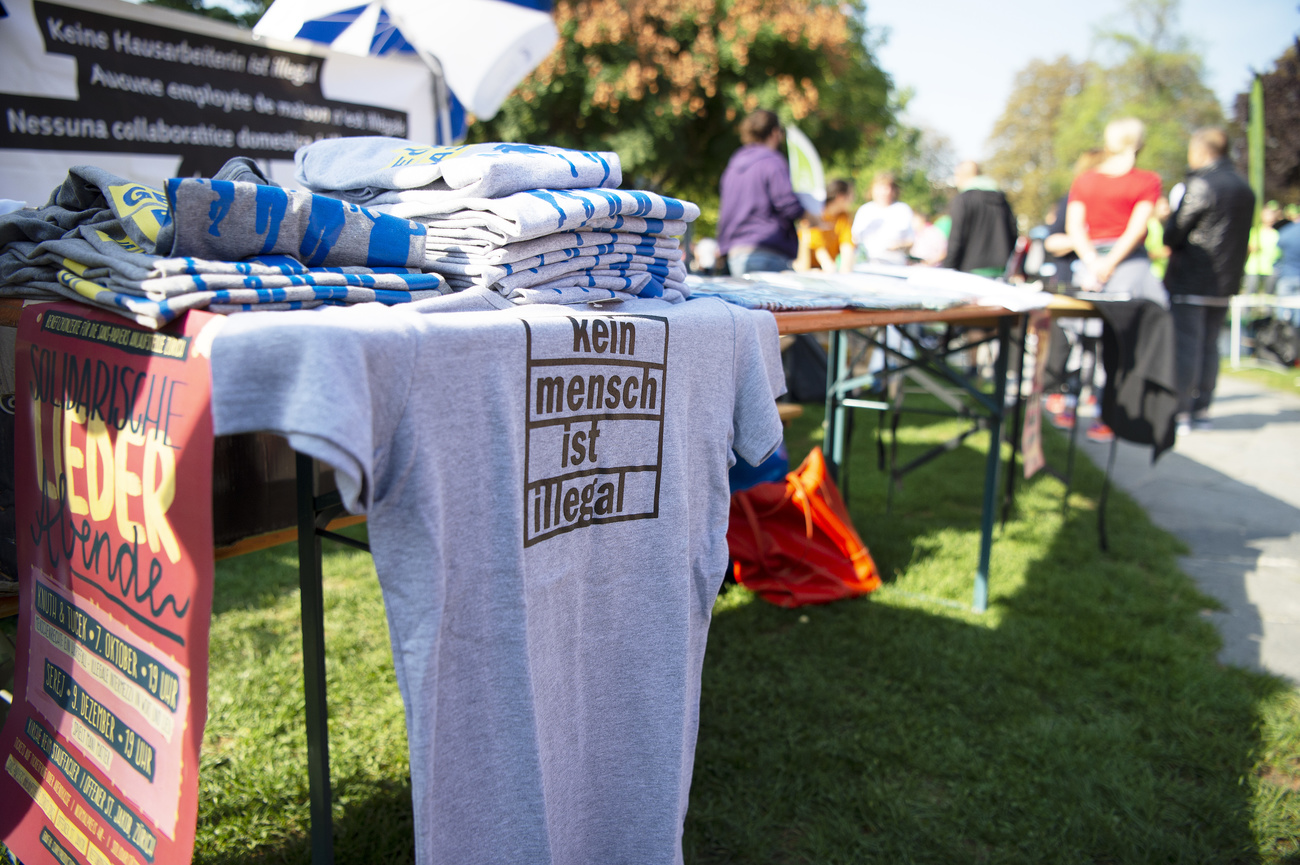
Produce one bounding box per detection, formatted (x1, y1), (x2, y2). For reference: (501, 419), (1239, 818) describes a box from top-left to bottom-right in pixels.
(1221, 361), (1300, 398)
(190, 405), (1300, 864)
(196, 525), (413, 864)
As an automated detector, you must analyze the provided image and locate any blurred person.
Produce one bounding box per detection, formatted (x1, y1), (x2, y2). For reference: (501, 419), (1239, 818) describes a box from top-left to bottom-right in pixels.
(943, 160), (1017, 277)
(1164, 127), (1255, 431)
(851, 172), (913, 266)
(910, 211), (948, 266)
(1064, 124), (1166, 443)
(1275, 210), (1300, 326)
(1043, 149), (1106, 280)
(691, 237), (721, 275)
(1146, 196), (1172, 280)
(1243, 201), (1281, 295)
(1064, 118), (1166, 304)
(795, 178), (856, 272)
(717, 109), (817, 274)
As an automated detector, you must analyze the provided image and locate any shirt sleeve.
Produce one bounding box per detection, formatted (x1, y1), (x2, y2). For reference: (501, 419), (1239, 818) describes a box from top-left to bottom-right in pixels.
(1138, 171), (1162, 204)
(1165, 175), (1211, 251)
(850, 204), (868, 245)
(728, 306), (786, 466)
(943, 194), (967, 269)
(765, 158), (808, 223)
(1067, 173), (1094, 212)
(209, 305), (419, 513)
(836, 215), (853, 247)
(897, 204), (915, 244)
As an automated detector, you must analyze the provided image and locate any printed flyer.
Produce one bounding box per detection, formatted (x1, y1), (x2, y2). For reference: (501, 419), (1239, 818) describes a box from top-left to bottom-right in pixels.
(0, 303), (216, 865)
(1021, 310), (1051, 479)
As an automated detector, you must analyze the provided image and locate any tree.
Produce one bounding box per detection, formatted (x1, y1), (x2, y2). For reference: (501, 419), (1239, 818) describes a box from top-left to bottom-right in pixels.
(1055, 0), (1221, 186)
(470, 0), (894, 207)
(985, 56), (1091, 225)
(986, 0), (1223, 223)
(1233, 39), (1300, 204)
(843, 102), (955, 219)
(141, 0), (271, 29)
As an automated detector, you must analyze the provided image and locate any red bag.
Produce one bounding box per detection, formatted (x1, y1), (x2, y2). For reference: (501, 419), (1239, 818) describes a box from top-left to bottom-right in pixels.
(726, 446), (881, 607)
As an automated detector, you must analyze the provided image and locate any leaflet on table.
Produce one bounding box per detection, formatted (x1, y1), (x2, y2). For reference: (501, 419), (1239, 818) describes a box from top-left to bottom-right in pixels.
(0, 303), (216, 865)
(1022, 310), (1051, 479)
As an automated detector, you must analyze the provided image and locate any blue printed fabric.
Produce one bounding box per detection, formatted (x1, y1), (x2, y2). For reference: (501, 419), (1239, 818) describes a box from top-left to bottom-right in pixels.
(438, 251), (685, 291)
(103, 268), (445, 300)
(421, 218), (691, 256)
(35, 269), (445, 330)
(0, 165), (447, 328)
(165, 178), (427, 268)
(496, 257), (686, 292)
(295, 138), (623, 202)
(688, 268), (1053, 312)
(509, 285), (649, 306)
(684, 274), (932, 311)
(374, 187), (699, 245)
(294, 135), (701, 306)
(425, 231), (680, 269)
(522, 270), (689, 302)
(395, 189), (697, 301)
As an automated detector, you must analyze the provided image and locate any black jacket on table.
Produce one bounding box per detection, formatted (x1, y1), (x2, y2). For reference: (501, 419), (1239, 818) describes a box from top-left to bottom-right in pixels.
(1096, 300), (1178, 460)
(1163, 158), (1255, 298)
(943, 188), (1017, 273)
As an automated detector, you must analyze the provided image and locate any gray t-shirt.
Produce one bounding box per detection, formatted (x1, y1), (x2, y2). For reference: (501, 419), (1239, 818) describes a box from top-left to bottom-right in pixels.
(296, 138), (622, 202)
(209, 297), (785, 865)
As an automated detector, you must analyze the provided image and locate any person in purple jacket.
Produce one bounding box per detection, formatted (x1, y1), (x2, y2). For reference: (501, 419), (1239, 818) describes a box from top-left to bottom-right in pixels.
(717, 109), (817, 275)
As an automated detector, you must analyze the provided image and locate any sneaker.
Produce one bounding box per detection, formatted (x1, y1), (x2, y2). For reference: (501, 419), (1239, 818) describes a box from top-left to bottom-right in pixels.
(1049, 411), (1075, 430)
(1085, 422), (1115, 443)
(1044, 393), (1067, 415)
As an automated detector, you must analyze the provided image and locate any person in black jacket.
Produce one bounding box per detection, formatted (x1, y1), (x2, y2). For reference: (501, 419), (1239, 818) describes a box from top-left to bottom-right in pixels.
(1164, 127), (1255, 431)
(943, 160), (1018, 277)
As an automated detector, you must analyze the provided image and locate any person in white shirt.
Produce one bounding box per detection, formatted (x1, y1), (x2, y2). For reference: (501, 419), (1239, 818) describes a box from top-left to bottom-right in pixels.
(850, 172), (914, 266)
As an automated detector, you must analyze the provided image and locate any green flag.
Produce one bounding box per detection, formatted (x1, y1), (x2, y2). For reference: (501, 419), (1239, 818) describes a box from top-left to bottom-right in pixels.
(1248, 74), (1265, 224)
(785, 124), (825, 216)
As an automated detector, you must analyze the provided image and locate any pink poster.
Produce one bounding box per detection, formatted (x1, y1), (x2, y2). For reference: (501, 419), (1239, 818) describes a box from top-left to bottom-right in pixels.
(0, 304), (216, 865)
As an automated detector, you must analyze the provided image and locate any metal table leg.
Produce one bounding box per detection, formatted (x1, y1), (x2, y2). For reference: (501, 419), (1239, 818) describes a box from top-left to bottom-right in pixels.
(824, 329), (849, 481)
(972, 317), (1011, 613)
(296, 452), (335, 865)
(1001, 315), (1028, 526)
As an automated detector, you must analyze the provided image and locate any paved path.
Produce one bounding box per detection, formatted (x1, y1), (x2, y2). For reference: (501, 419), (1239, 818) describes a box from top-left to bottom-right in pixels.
(1077, 373), (1300, 685)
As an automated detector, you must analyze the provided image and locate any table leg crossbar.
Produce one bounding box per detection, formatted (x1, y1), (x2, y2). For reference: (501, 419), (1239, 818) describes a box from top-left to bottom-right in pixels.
(823, 318), (1011, 612)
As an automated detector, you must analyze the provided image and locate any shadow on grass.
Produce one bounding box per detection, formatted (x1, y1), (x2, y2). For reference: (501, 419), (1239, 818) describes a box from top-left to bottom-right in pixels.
(683, 403), (1291, 863)
(193, 404), (1293, 864)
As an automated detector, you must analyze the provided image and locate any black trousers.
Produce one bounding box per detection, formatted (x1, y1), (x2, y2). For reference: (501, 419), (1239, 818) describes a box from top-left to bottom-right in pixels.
(1171, 301), (1228, 416)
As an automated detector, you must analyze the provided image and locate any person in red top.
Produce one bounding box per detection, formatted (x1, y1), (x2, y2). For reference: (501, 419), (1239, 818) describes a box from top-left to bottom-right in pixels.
(1062, 117), (1168, 444)
(1065, 117), (1167, 306)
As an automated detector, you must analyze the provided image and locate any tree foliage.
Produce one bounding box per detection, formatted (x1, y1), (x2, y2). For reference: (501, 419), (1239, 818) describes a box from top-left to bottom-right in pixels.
(1233, 39), (1300, 204)
(987, 0), (1223, 225)
(985, 56), (1091, 225)
(140, 0), (271, 29)
(470, 0), (893, 205)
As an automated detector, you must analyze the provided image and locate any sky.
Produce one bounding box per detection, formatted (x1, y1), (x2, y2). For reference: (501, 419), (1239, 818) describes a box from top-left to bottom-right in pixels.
(864, 0), (1300, 164)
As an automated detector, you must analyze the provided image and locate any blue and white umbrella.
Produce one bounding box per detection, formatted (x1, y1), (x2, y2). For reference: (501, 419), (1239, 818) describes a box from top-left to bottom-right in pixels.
(254, 0), (557, 142)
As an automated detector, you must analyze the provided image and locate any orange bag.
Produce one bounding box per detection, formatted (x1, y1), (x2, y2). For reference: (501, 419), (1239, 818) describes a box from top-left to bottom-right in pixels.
(726, 446), (881, 608)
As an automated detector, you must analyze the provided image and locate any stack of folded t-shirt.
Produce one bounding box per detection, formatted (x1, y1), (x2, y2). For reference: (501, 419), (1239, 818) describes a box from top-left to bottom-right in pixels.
(294, 137), (699, 304)
(0, 159), (447, 328)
